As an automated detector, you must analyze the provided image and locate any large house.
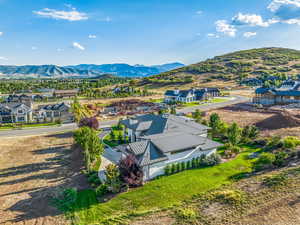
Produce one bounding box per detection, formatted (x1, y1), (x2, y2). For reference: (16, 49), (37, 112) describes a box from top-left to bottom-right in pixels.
(253, 80), (300, 106)
(119, 114), (222, 180)
(36, 102), (73, 122)
(164, 88), (220, 103)
(0, 103), (33, 123)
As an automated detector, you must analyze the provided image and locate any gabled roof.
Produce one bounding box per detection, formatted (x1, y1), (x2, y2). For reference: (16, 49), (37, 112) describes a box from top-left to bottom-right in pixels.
(0, 103), (31, 112)
(143, 132), (223, 153)
(126, 140), (168, 166)
(121, 114), (209, 136)
(39, 102), (70, 111)
(164, 88), (220, 98)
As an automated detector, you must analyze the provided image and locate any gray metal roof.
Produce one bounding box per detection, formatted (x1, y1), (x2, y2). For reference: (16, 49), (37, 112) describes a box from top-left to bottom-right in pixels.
(144, 132), (222, 153)
(121, 114), (209, 136)
(0, 103), (31, 111)
(39, 102), (70, 111)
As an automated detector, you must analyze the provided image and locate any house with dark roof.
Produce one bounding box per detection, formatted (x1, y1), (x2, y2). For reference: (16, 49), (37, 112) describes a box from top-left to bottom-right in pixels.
(0, 103), (33, 123)
(253, 80), (300, 106)
(164, 88), (220, 103)
(36, 102), (73, 122)
(119, 114), (222, 180)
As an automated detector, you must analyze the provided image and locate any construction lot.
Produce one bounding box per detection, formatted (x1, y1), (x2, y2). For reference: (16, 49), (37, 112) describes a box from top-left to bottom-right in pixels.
(0, 133), (88, 225)
(205, 103), (300, 138)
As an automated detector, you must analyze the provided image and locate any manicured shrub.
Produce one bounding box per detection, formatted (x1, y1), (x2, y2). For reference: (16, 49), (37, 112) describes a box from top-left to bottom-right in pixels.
(176, 163), (181, 172)
(119, 154), (144, 187)
(178, 162), (183, 172)
(164, 164), (172, 175)
(183, 161), (187, 170)
(273, 151), (288, 167)
(192, 158), (197, 168)
(180, 162), (186, 171)
(254, 152), (276, 171)
(95, 184), (109, 197)
(283, 136), (300, 150)
(187, 161), (192, 169)
(171, 164), (177, 174)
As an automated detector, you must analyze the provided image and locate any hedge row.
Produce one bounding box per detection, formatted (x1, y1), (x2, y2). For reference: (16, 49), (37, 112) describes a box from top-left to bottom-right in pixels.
(164, 153), (221, 175)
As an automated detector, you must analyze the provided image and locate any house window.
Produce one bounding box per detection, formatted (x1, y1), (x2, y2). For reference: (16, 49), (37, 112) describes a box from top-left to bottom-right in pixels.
(18, 117), (25, 122)
(18, 110), (23, 114)
(46, 112), (52, 117)
(54, 111), (60, 117)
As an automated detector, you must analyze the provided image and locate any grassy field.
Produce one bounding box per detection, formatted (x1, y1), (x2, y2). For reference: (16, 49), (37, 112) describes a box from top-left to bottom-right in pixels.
(0, 122), (59, 130)
(70, 146), (258, 224)
(180, 97), (231, 107)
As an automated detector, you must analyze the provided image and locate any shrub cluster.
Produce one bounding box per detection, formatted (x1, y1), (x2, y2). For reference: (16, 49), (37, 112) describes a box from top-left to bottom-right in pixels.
(164, 153), (221, 175)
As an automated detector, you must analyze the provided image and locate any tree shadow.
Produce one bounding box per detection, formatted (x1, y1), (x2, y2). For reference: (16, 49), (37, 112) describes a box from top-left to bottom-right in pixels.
(1, 137), (90, 224)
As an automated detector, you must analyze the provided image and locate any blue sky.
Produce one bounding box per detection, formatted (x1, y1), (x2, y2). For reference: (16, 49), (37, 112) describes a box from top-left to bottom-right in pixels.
(1, 0), (300, 66)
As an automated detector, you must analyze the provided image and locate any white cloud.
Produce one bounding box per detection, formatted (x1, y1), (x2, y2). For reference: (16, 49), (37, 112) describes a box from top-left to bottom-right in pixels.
(284, 18), (300, 24)
(0, 56), (8, 60)
(196, 10), (203, 15)
(215, 20), (237, 37)
(31, 46), (37, 50)
(268, 0), (300, 24)
(207, 33), (220, 38)
(33, 8), (88, 21)
(88, 34), (97, 39)
(232, 13), (275, 27)
(268, 0), (300, 13)
(243, 32), (257, 38)
(0, 32), (3, 36)
(72, 42), (85, 50)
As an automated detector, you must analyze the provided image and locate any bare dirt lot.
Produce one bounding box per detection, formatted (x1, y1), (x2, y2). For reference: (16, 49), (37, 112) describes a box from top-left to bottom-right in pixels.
(0, 133), (88, 225)
(205, 104), (300, 138)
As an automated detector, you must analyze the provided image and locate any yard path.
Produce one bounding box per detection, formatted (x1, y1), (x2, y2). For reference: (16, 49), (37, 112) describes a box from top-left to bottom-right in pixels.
(0, 133), (88, 225)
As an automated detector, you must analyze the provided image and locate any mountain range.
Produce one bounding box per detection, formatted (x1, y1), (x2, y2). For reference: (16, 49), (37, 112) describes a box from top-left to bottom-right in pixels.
(0, 63), (184, 79)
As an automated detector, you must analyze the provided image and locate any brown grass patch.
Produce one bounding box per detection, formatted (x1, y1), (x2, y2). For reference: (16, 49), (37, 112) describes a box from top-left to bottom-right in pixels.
(0, 132), (88, 225)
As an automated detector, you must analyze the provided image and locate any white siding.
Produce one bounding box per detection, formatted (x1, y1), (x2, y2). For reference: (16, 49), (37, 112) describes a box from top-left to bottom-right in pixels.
(146, 148), (216, 180)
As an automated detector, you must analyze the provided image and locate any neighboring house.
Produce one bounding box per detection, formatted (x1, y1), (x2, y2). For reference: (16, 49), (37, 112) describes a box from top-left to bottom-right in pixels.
(53, 89), (79, 98)
(119, 114), (222, 180)
(0, 103), (33, 123)
(36, 102), (73, 122)
(164, 88), (220, 103)
(253, 80), (300, 106)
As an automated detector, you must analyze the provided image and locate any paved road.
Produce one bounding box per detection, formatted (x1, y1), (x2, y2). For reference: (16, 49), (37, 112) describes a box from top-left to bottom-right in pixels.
(0, 120), (117, 138)
(0, 95), (249, 138)
(177, 95), (249, 114)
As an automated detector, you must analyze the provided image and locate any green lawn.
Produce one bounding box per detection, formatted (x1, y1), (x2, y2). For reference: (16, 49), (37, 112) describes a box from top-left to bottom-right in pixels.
(70, 147), (258, 224)
(103, 127), (125, 147)
(147, 98), (164, 103)
(0, 122), (59, 130)
(181, 97), (230, 108)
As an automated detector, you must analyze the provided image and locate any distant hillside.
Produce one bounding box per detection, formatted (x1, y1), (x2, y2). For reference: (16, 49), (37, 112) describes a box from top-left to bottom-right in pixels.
(146, 48), (300, 87)
(0, 62), (184, 79)
(0, 65), (103, 79)
(66, 62), (184, 77)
